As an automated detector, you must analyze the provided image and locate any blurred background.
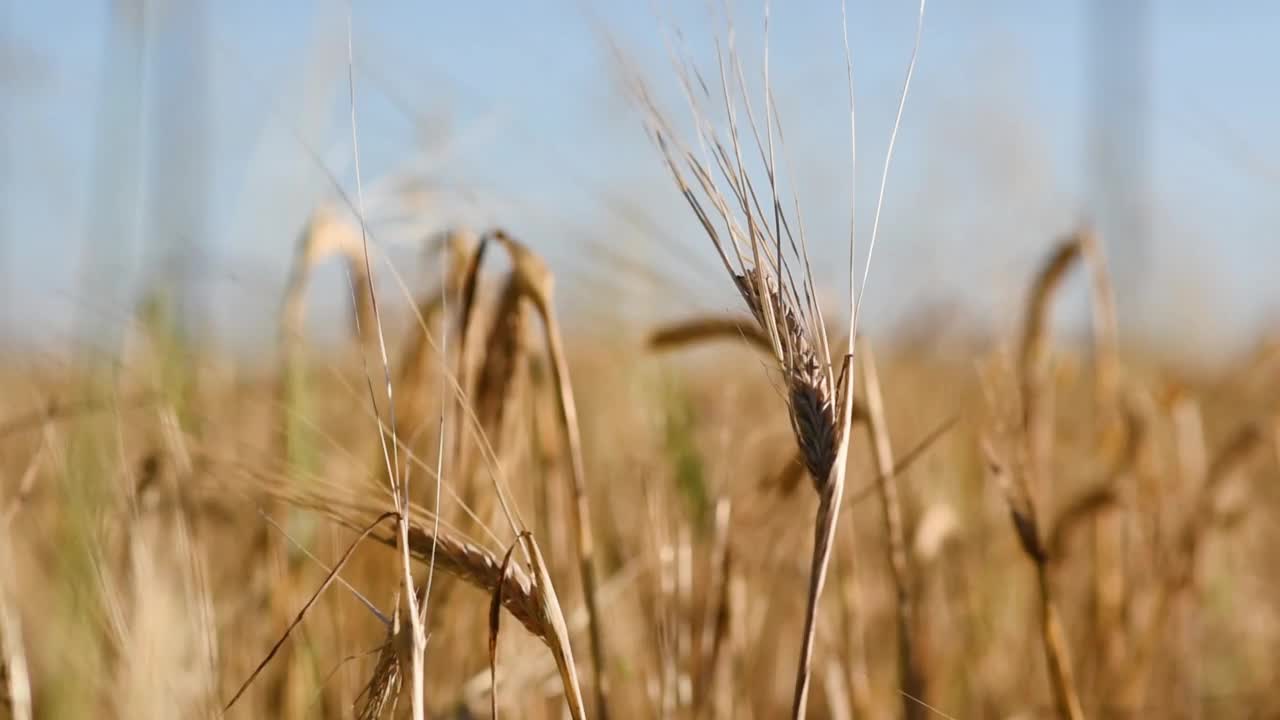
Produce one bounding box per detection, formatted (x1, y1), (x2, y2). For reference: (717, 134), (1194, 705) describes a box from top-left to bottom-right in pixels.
(3, 0), (1278, 365)
(5, 3), (1280, 719)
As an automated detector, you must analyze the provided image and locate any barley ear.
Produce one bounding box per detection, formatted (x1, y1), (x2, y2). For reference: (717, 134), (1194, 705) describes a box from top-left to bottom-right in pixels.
(490, 228), (610, 719)
(980, 439), (1084, 720)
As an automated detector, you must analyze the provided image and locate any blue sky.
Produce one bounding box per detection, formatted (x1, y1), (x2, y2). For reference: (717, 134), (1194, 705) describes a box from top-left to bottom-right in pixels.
(3, 1), (1279, 364)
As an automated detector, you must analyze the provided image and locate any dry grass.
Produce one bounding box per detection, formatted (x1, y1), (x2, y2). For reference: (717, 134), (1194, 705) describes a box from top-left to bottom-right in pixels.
(2, 277), (1279, 717)
(5, 10), (1280, 720)
(7, 146), (1280, 720)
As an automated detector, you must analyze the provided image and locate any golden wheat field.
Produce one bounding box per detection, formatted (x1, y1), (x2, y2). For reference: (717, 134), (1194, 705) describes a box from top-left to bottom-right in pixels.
(4, 3), (1280, 720)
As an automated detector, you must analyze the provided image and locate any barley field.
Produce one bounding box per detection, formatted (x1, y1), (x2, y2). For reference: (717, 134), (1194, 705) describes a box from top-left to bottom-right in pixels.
(2, 3), (1279, 719)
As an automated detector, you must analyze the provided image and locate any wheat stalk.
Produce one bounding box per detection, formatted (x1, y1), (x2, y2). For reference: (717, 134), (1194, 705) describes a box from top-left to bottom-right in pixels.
(980, 439), (1084, 720)
(648, 315), (775, 354)
(473, 273), (531, 446)
(620, 2), (926, 710)
(280, 206), (370, 353)
(857, 337), (925, 717)
(992, 236), (1096, 720)
(238, 470), (588, 718)
(487, 229), (611, 718)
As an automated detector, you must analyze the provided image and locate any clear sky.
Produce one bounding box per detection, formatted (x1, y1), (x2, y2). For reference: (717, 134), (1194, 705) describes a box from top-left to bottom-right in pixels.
(3, 1), (1279, 364)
